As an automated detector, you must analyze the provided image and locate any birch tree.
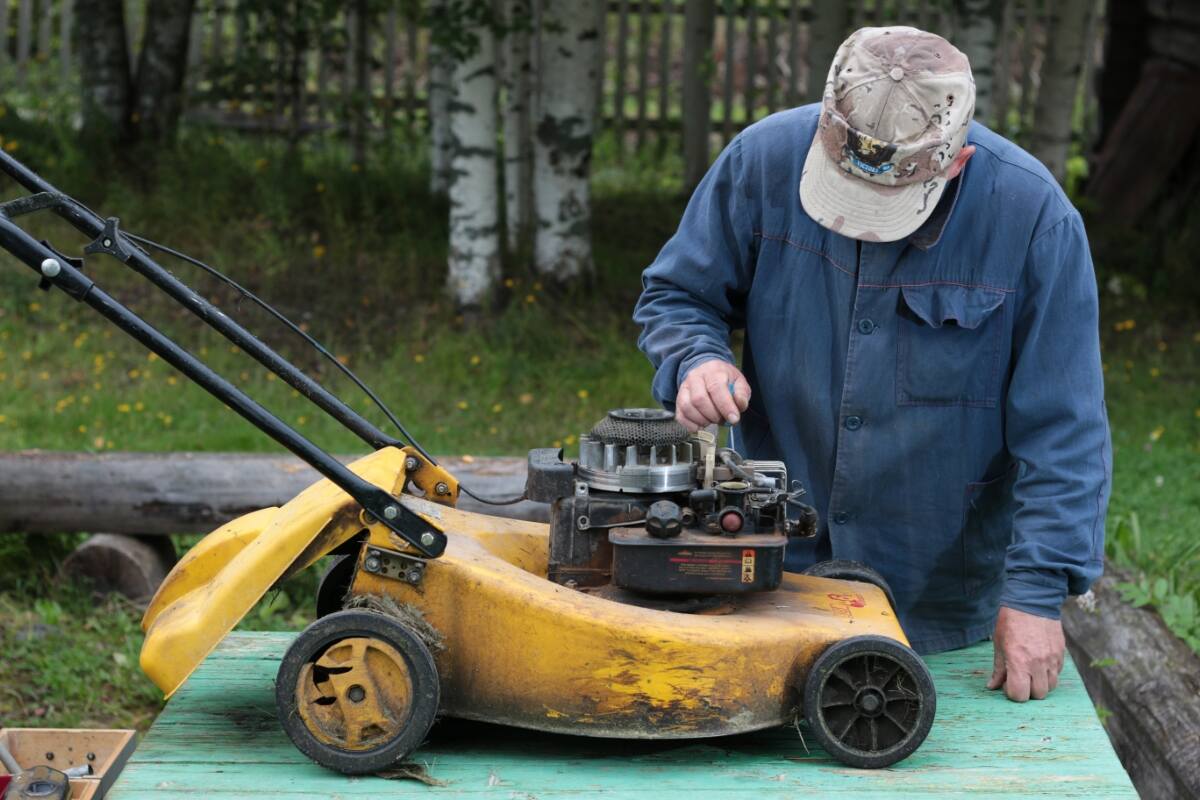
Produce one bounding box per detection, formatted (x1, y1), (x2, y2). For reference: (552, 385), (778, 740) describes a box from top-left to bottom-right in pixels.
(1028, 0), (1092, 182)
(532, 0), (603, 281)
(447, 7), (501, 307)
(132, 0), (198, 141)
(77, 0), (133, 140)
(954, 0), (1001, 125)
(502, 0), (535, 255)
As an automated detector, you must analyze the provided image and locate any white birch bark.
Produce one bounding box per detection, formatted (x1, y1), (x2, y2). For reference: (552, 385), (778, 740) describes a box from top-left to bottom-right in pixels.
(954, 0), (1001, 125)
(1028, 0), (1091, 182)
(532, 0), (602, 280)
(428, 0), (454, 196)
(503, 0), (534, 254)
(447, 20), (500, 307)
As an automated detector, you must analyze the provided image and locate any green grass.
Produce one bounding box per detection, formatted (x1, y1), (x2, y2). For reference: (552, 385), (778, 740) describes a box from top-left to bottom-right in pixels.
(0, 117), (1196, 734)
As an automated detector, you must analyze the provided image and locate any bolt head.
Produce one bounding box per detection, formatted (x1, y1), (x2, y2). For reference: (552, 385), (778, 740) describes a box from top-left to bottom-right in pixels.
(383, 505), (399, 520)
(420, 532), (436, 547)
(102, 238), (112, 247)
(435, 482), (450, 495)
(364, 557), (380, 572)
(405, 457), (420, 472)
(40, 258), (61, 277)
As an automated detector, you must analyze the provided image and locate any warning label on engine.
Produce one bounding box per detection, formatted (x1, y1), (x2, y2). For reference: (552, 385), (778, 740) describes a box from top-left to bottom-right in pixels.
(669, 551), (739, 581)
(741, 549), (756, 583)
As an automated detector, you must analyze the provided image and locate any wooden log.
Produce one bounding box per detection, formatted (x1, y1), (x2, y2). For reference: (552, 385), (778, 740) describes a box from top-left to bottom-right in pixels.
(0, 451), (545, 536)
(60, 533), (174, 601)
(1062, 567), (1200, 800)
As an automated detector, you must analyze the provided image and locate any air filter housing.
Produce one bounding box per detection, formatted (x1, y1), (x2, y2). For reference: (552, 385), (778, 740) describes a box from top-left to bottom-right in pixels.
(577, 409), (696, 493)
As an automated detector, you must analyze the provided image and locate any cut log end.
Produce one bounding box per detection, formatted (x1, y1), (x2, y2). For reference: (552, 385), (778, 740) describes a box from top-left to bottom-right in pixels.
(60, 533), (176, 602)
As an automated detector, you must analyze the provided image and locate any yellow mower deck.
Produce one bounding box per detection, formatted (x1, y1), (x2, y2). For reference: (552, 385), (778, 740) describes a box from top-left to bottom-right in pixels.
(142, 448), (907, 737)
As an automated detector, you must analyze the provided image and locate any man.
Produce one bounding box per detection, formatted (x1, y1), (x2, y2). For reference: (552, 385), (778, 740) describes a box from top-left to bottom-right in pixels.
(633, 27), (1111, 703)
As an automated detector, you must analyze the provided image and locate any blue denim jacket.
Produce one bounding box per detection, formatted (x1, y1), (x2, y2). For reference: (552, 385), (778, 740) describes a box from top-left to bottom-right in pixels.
(634, 104), (1111, 653)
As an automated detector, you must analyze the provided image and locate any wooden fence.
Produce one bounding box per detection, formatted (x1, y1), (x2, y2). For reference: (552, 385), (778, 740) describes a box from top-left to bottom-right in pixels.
(0, 0), (1104, 152)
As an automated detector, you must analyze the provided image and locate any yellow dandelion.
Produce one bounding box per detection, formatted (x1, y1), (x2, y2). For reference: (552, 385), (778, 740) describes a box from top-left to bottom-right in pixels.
(93, 381), (102, 390)
(0, 372), (6, 382)
(77, 425), (87, 434)
(1124, 360), (1133, 370)
(1194, 331), (1200, 343)
(414, 354), (425, 364)
(1194, 408), (1200, 419)
(524, 294), (536, 304)
(21, 351), (31, 361)
(316, 182), (326, 193)
(456, 400), (469, 411)
(351, 163), (361, 173)
(336, 354), (350, 365)
(313, 244), (327, 259)
(470, 354), (482, 366)
(1149, 367), (1160, 378)
(504, 278), (516, 288)
(37, 370), (49, 380)
(5, 140), (19, 152)
(128, 369), (140, 379)
(565, 434), (577, 445)
(134, 401), (144, 412)
(81, 395), (90, 405)
(93, 436), (105, 448)
(489, 426), (498, 434)
(552, 439), (562, 448)
(491, 403), (503, 414)
(519, 392), (533, 405)
(27, 303), (38, 314)
(106, 440), (114, 449)
(254, 157), (269, 172)
(1157, 341), (1167, 352)
(117, 403), (131, 413)
(0, 414), (7, 424)
(577, 389), (589, 400)
(1149, 426), (1165, 442)
(167, 376), (178, 386)
(73, 333), (88, 348)
(229, 345), (240, 354)
(266, 373), (277, 382)
(533, 281), (543, 291)
(147, 352), (158, 362)
(297, 415), (308, 426)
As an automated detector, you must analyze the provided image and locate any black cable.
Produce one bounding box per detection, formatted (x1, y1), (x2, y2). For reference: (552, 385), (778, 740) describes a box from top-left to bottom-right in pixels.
(125, 232), (435, 464)
(457, 483), (529, 506)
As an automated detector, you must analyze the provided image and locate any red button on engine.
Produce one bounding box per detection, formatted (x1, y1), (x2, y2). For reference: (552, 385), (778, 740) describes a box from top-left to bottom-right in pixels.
(720, 510), (744, 533)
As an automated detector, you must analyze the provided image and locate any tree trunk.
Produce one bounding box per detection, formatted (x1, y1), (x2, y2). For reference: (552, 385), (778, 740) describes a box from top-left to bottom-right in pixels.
(532, 0), (602, 281)
(447, 17), (501, 307)
(503, 0), (534, 256)
(1027, 0), (1091, 182)
(954, 0), (1002, 125)
(680, 0), (715, 193)
(131, 0), (196, 142)
(76, 0), (133, 141)
(428, 0), (454, 196)
(805, 0), (848, 103)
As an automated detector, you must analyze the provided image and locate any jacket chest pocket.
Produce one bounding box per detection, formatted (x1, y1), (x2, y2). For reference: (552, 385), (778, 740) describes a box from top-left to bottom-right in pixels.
(895, 285), (1008, 408)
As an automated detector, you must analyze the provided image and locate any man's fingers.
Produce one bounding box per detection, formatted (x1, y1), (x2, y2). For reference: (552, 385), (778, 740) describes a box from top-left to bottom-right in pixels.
(687, 380), (723, 427)
(1047, 668), (1059, 693)
(704, 377), (741, 423)
(730, 373), (752, 413)
(675, 386), (705, 432)
(1004, 669), (1031, 702)
(1030, 669), (1049, 701)
(986, 665), (1005, 691)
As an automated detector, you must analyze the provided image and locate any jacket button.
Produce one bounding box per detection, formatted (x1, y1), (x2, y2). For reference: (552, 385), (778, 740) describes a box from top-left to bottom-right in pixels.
(832, 511), (850, 525)
(857, 318), (876, 334)
(844, 415), (863, 430)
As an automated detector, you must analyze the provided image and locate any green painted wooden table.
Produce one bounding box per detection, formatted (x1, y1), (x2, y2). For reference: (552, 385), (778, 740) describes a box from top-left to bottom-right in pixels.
(109, 632), (1136, 799)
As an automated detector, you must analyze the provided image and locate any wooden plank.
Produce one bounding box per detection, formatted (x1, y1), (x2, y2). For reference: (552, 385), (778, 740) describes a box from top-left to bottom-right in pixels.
(614, 0), (631, 152)
(59, 0), (72, 82)
(108, 633), (1137, 798)
(744, 0), (758, 121)
(635, 0), (652, 148)
(0, 451), (546, 535)
(658, 0), (673, 146)
(15, 0), (32, 84)
(764, 0), (779, 112)
(721, 0), (735, 141)
(786, 0), (799, 106)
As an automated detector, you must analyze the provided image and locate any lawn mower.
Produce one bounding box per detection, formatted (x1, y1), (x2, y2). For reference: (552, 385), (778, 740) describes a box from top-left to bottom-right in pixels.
(0, 148), (936, 773)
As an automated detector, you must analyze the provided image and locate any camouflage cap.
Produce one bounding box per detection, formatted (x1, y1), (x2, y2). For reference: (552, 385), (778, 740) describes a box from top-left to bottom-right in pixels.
(799, 26), (975, 242)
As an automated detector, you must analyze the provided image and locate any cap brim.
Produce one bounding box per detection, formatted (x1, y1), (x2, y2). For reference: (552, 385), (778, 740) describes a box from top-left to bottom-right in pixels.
(799, 141), (949, 243)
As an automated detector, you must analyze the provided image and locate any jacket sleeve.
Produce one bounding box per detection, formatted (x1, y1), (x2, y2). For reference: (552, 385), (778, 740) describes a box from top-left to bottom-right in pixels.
(1001, 211), (1111, 619)
(633, 135), (758, 409)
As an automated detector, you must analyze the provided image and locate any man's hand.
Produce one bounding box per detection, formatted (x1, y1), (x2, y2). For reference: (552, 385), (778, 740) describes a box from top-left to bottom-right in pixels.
(987, 606), (1065, 701)
(675, 360), (751, 432)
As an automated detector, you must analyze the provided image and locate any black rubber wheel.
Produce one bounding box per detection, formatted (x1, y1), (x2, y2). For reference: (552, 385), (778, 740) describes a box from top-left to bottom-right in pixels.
(315, 555), (356, 618)
(276, 610), (440, 774)
(801, 559), (898, 611)
(803, 635), (936, 769)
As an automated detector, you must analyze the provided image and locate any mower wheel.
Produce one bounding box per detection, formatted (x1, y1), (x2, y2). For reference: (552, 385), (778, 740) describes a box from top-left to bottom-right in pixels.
(801, 559), (897, 611)
(276, 610), (440, 774)
(802, 635), (935, 769)
(315, 555), (356, 618)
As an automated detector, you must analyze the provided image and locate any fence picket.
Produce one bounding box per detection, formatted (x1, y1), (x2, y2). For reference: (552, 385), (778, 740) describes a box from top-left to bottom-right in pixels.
(745, 0), (757, 122)
(786, 0), (799, 107)
(614, 0), (630, 153)
(16, 0), (32, 84)
(58, 0), (71, 81)
(765, 0), (778, 112)
(635, 0), (651, 148)
(658, 1), (672, 145)
(722, 0), (736, 141)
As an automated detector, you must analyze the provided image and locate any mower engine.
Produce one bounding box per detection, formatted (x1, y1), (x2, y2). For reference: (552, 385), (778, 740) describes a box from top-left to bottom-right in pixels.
(526, 408), (818, 597)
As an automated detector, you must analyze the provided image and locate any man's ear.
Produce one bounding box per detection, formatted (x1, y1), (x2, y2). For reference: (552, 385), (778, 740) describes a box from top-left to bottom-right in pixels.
(945, 144), (976, 180)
